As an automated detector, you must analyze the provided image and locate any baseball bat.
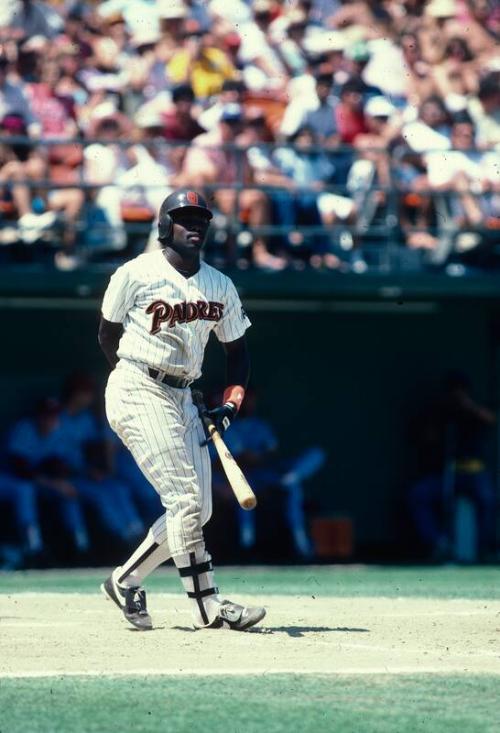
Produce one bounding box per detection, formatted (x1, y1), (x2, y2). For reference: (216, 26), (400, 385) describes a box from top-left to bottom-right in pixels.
(192, 391), (257, 511)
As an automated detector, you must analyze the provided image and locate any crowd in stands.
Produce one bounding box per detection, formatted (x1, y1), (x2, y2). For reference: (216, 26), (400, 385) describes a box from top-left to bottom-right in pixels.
(0, 0), (498, 273)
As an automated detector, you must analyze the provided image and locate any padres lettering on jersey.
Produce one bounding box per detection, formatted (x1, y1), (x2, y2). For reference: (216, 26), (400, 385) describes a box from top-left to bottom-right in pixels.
(101, 250), (251, 380)
(146, 300), (224, 334)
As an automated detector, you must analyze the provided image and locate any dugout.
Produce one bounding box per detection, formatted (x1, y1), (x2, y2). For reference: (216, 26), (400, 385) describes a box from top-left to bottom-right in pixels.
(0, 268), (499, 562)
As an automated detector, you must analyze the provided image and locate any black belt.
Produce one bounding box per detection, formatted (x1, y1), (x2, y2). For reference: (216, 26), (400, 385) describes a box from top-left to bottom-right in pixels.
(148, 368), (191, 389)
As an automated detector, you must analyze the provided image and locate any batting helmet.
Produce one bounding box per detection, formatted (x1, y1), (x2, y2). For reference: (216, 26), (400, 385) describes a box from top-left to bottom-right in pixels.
(158, 189), (213, 243)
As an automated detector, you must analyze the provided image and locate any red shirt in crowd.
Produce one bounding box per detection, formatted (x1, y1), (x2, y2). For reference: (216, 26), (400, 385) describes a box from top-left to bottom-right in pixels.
(335, 104), (368, 144)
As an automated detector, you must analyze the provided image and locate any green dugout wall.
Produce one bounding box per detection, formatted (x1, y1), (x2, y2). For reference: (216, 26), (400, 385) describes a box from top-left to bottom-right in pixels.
(1, 270), (499, 557)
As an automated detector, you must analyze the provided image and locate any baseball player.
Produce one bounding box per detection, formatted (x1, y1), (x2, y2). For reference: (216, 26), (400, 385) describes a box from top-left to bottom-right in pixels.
(98, 188), (266, 631)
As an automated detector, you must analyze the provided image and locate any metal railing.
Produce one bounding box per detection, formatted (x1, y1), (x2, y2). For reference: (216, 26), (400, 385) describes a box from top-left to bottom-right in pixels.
(0, 135), (498, 271)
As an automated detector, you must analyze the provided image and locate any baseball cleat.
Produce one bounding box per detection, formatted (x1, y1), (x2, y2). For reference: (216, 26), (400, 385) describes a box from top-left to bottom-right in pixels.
(198, 600), (266, 631)
(101, 573), (153, 631)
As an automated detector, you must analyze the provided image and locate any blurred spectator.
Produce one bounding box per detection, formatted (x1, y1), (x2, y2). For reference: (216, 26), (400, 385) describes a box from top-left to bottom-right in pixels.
(401, 95), (453, 153)
(27, 57), (78, 139)
(215, 388), (326, 558)
(154, 0), (190, 65)
(182, 102), (285, 269)
(7, 0), (63, 41)
(354, 96), (401, 198)
(432, 36), (478, 109)
(197, 78), (246, 131)
(78, 34), (129, 99)
(397, 31), (438, 106)
(279, 61), (331, 140)
(0, 112), (56, 245)
(26, 54), (84, 255)
(302, 69), (339, 146)
(447, 0), (499, 59)
(0, 98), (83, 262)
(63, 7), (93, 60)
(97, 0), (160, 38)
(167, 25), (238, 100)
(467, 72), (500, 149)
(185, 0), (212, 33)
(335, 79), (368, 145)
(249, 122), (350, 267)
(6, 397), (90, 556)
(4, 386), (145, 558)
(0, 445), (42, 563)
(418, 0), (461, 66)
(58, 373), (145, 544)
(162, 83), (205, 143)
(0, 50), (40, 135)
(343, 41), (384, 102)
(124, 114), (186, 251)
(236, 0), (289, 92)
(362, 36), (415, 105)
(82, 113), (133, 253)
(408, 371), (497, 562)
(424, 114), (499, 229)
(273, 9), (310, 78)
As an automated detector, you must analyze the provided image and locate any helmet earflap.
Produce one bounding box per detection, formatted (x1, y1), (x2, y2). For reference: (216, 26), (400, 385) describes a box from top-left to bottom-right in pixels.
(158, 210), (174, 243)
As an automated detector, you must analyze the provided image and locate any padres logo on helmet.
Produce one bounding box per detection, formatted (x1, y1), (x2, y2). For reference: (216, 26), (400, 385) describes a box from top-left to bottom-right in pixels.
(158, 189), (213, 243)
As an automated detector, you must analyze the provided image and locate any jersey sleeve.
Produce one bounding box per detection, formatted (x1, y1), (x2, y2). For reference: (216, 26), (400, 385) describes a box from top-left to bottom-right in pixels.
(101, 263), (139, 323)
(213, 278), (251, 343)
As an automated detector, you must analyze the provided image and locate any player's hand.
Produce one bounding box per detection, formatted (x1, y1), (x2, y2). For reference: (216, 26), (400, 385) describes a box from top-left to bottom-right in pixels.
(207, 403), (237, 436)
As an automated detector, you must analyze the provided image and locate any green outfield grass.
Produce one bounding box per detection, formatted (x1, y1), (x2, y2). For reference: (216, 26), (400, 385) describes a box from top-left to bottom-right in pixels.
(1, 674), (499, 733)
(1, 564), (500, 598)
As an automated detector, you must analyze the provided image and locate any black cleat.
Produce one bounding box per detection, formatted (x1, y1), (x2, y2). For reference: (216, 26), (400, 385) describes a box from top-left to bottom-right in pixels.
(101, 573), (153, 631)
(200, 600), (266, 631)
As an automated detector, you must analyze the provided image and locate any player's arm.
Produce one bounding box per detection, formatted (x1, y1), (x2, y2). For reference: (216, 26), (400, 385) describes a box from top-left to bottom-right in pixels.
(98, 316), (124, 369)
(208, 335), (250, 435)
(223, 334), (250, 394)
(99, 262), (136, 368)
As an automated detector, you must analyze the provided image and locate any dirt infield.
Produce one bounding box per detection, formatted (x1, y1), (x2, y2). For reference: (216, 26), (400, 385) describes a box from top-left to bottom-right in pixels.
(1, 593), (499, 677)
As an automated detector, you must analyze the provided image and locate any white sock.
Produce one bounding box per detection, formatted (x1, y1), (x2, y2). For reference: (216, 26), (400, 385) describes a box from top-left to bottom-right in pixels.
(173, 544), (221, 627)
(116, 521), (171, 588)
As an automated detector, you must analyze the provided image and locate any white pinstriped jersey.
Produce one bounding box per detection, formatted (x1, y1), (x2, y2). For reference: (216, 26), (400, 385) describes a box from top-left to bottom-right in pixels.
(101, 250), (251, 380)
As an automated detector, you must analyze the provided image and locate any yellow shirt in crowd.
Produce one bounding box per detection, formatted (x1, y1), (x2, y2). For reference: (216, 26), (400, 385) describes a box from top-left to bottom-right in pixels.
(167, 48), (237, 99)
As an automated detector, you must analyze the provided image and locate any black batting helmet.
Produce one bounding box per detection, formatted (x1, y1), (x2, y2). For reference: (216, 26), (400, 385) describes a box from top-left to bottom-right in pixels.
(158, 189), (213, 243)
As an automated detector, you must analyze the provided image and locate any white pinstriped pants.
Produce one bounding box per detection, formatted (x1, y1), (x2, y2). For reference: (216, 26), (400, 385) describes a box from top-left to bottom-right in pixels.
(105, 360), (212, 558)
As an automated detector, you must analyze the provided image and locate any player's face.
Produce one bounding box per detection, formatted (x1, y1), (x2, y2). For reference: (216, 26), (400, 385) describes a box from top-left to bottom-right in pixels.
(171, 210), (211, 254)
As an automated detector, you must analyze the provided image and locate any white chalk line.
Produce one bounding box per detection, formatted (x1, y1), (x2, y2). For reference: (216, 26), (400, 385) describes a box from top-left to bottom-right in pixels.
(337, 641), (500, 659)
(1, 668), (499, 679)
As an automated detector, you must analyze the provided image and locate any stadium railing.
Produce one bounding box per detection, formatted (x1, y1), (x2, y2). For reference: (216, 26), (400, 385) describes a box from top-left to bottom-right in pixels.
(0, 135), (498, 273)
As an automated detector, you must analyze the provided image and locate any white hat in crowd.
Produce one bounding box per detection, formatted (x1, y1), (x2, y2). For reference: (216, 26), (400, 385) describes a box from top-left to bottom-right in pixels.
(157, 0), (188, 19)
(303, 30), (347, 55)
(364, 96), (396, 118)
(130, 27), (162, 47)
(425, 0), (457, 18)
